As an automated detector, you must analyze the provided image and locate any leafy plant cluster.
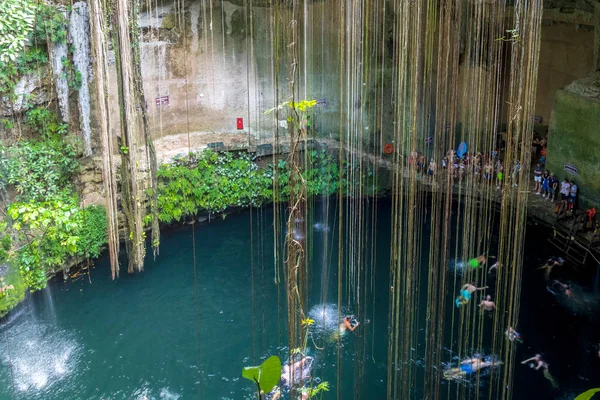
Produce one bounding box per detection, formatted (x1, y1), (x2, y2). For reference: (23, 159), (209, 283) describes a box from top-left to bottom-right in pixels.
(0, 124), (76, 202)
(271, 149), (342, 198)
(0, 111), (106, 292)
(0, 266), (25, 318)
(0, 2), (78, 107)
(0, 0), (35, 63)
(8, 198), (108, 290)
(156, 148), (375, 224)
(29, 2), (69, 45)
(156, 150), (273, 223)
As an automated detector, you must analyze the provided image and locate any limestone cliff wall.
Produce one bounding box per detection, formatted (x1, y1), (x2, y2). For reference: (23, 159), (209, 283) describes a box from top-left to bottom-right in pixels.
(536, 21), (594, 125)
(547, 76), (600, 208)
(134, 0), (353, 142)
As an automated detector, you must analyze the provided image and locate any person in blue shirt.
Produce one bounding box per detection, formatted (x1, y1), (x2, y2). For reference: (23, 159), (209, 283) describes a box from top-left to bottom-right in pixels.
(443, 357), (503, 380)
(541, 170), (549, 198)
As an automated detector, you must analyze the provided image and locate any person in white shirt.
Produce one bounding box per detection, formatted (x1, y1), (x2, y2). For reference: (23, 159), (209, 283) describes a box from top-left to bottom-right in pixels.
(560, 178), (571, 209)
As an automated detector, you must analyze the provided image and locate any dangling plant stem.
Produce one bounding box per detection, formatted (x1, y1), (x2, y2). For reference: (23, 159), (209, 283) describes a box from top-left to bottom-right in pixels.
(89, 0), (120, 278)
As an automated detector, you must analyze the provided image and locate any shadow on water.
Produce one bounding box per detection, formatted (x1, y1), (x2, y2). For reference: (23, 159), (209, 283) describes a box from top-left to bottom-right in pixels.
(0, 199), (598, 399)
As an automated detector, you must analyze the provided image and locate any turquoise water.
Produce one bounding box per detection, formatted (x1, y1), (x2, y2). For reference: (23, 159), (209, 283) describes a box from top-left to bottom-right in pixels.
(0, 202), (390, 400)
(0, 200), (598, 399)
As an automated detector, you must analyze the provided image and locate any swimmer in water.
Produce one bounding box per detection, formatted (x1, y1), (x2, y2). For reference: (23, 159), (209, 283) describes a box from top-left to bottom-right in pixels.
(443, 357), (503, 381)
(281, 355), (313, 386)
(340, 315), (359, 332)
(553, 280), (574, 298)
(467, 254), (487, 269)
(505, 327), (523, 343)
(538, 257), (564, 280)
(488, 261), (502, 275)
(455, 284), (488, 308)
(479, 295), (496, 312)
(521, 354), (558, 388)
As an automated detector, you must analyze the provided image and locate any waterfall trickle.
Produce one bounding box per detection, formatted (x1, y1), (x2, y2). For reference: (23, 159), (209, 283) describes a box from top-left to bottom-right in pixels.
(190, 1), (201, 56)
(49, 27), (70, 122)
(69, 2), (92, 156)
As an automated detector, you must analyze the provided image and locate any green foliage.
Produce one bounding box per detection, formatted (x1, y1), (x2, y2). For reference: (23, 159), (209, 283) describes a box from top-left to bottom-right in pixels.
(0, 132), (77, 202)
(0, 2), (65, 101)
(25, 107), (68, 135)
(0, 0), (35, 63)
(9, 196), (81, 290)
(60, 57), (82, 90)
(156, 151), (273, 222)
(76, 205), (108, 259)
(271, 149), (346, 198)
(301, 381), (330, 398)
(0, 266), (26, 318)
(0, 235), (12, 263)
(242, 355), (282, 395)
(29, 3), (68, 45)
(576, 389), (600, 400)
(156, 149), (375, 224)
(0, 46), (48, 101)
(7, 199), (105, 291)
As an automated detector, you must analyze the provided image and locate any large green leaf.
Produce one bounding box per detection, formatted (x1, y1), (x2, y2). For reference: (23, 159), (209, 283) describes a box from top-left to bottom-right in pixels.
(241, 355), (282, 394)
(259, 356), (282, 393)
(575, 389), (600, 400)
(241, 365), (261, 383)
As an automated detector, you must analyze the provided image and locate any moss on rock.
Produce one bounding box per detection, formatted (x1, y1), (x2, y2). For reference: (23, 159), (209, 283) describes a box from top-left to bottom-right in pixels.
(547, 89), (600, 208)
(0, 266), (26, 319)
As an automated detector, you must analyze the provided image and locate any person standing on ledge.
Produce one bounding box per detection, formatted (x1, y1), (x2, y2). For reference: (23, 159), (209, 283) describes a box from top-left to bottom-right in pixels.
(560, 178), (571, 210)
(533, 163), (543, 194)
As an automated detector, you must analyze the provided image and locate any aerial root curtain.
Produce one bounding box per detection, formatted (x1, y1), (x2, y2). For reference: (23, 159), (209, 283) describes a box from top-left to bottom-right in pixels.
(263, 0), (544, 399)
(90, 0), (160, 278)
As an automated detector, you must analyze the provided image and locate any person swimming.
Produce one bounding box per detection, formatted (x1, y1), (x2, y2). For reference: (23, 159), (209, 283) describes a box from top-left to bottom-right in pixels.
(467, 254), (487, 269)
(505, 327), (523, 343)
(340, 315), (359, 332)
(547, 280), (574, 298)
(479, 295), (496, 312)
(281, 355), (313, 386)
(455, 284), (488, 308)
(488, 261), (502, 275)
(521, 354), (558, 388)
(443, 357), (503, 381)
(538, 257), (564, 281)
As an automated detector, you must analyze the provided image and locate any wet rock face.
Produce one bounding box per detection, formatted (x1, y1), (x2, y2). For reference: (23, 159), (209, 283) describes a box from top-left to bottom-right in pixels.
(565, 72), (600, 99)
(1, 72), (52, 117)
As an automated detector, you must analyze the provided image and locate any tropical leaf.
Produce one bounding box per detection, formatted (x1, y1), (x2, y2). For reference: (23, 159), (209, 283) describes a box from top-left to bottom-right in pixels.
(241, 355), (282, 394)
(575, 388), (600, 400)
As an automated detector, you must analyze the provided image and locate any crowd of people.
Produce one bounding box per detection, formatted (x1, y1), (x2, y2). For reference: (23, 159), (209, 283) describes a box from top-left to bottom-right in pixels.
(405, 131), (599, 231)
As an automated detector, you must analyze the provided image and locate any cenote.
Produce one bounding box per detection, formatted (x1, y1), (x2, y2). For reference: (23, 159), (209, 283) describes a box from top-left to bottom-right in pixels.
(2, 0), (600, 399)
(1, 199), (598, 400)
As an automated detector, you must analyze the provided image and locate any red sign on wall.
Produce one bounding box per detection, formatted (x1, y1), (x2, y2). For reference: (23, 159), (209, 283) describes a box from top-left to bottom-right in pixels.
(155, 96), (169, 106)
(236, 118), (244, 130)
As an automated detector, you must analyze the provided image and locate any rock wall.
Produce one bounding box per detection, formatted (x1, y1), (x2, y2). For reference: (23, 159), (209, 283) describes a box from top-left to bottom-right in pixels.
(535, 21), (594, 125)
(136, 0), (360, 143)
(547, 74), (600, 208)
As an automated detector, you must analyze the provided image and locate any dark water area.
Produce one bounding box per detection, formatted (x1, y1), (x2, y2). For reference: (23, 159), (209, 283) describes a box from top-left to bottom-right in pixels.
(0, 198), (599, 399)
